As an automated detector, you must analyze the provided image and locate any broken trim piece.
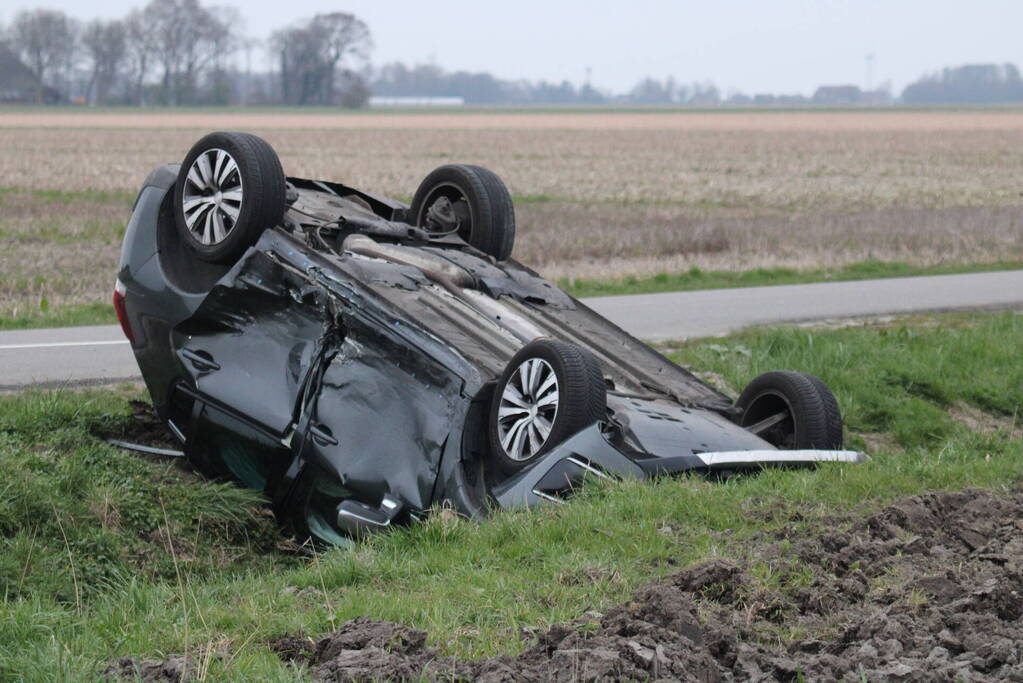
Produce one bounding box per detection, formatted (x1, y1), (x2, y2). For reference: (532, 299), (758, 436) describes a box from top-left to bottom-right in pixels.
(106, 439), (185, 458)
(697, 449), (866, 468)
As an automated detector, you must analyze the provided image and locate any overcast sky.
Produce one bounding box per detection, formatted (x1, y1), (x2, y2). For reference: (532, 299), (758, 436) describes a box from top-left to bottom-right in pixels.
(2, 0), (1020, 95)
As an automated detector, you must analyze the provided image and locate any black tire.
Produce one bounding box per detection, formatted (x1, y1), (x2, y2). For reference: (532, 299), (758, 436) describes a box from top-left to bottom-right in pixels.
(410, 164), (516, 260)
(735, 371), (843, 449)
(174, 131), (286, 264)
(488, 339), (606, 473)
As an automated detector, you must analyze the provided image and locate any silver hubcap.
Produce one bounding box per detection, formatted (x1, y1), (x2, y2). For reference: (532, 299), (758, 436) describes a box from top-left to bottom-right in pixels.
(498, 357), (559, 461)
(182, 148), (243, 246)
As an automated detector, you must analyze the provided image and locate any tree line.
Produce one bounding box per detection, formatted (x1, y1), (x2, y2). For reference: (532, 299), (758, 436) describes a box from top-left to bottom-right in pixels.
(900, 63), (1023, 105)
(1, 3), (372, 106)
(3, 4), (1023, 107)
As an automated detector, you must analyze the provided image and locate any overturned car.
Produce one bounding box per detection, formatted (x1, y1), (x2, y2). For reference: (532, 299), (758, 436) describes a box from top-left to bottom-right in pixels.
(115, 132), (863, 544)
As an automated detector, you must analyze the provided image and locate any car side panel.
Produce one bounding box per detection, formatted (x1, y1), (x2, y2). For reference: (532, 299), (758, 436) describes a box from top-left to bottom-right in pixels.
(300, 314), (465, 511)
(118, 164), (179, 285)
(171, 248), (328, 435)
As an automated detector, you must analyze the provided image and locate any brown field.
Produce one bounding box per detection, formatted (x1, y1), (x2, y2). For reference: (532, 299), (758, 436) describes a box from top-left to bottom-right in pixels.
(6, 109), (1023, 131)
(0, 110), (1021, 316)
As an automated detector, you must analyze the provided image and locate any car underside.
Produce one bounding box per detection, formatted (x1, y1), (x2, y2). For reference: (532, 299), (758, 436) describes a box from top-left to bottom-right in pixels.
(116, 132), (863, 545)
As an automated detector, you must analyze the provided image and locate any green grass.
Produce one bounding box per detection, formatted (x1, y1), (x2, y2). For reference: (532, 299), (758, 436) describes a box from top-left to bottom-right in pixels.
(0, 187), (136, 204)
(0, 313), (1021, 679)
(0, 302), (117, 331)
(559, 259), (1023, 298)
(667, 312), (1022, 449)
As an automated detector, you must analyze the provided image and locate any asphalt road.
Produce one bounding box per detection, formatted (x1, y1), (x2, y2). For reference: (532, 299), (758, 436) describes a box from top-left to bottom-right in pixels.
(2, 270), (1022, 390)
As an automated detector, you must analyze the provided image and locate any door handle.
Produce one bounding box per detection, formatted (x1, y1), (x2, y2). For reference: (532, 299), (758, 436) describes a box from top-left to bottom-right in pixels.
(310, 423), (338, 447)
(181, 348), (220, 372)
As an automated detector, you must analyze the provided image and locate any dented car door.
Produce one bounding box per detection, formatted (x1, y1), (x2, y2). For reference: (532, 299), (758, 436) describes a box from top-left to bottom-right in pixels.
(171, 250), (329, 436)
(297, 315), (464, 512)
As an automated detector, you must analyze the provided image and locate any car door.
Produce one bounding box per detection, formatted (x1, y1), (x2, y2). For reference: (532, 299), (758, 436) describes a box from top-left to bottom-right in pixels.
(296, 316), (463, 512)
(175, 384), (294, 496)
(171, 250), (330, 436)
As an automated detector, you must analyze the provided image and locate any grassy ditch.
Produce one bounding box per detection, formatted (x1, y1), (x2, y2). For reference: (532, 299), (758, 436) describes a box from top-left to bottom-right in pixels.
(0, 313), (1021, 679)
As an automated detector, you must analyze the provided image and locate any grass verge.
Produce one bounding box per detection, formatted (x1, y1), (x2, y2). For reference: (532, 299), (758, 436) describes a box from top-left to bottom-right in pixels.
(0, 315), (1020, 679)
(559, 259), (1023, 298)
(0, 302), (117, 331)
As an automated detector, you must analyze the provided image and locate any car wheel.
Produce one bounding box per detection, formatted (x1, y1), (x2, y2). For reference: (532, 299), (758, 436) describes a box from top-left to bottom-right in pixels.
(174, 131), (286, 264)
(410, 164), (516, 260)
(735, 371), (843, 449)
(488, 339), (606, 473)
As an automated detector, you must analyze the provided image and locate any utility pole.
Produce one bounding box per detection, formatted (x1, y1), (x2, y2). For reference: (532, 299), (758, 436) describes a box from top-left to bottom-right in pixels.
(244, 41), (252, 107)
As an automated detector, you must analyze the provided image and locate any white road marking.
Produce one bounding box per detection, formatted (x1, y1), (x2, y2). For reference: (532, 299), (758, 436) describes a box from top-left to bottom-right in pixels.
(0, 340), (129, 351)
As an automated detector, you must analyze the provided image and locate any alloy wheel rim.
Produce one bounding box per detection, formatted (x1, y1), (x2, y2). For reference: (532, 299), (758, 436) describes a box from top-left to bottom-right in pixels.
(182, 148), (244, 246)
(497, 357), (559, 461)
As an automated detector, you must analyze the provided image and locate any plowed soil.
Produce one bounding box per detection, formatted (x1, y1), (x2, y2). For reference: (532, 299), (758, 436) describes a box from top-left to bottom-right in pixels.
(255, 488), (1023, 681)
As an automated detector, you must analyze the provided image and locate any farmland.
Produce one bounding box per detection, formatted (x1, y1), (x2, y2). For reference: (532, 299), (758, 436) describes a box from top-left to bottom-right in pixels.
(1, 109), (1022, 321)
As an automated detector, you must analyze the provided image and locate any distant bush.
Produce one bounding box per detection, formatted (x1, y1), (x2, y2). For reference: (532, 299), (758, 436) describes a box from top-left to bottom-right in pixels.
(902, 63), (1023, 104)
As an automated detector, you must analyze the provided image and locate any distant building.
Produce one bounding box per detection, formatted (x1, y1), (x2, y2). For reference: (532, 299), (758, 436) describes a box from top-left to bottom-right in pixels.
(812, 85), (863, 105)
(368, 96), (465, 108)
(0, 42), (60, 104)
(860, 89), (892, 105)
(743, 93), (809, 106)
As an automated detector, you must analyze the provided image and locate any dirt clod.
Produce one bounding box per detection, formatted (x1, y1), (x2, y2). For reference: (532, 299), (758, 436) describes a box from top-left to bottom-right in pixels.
(103, 655), (195, 682)
(269, 634), (317, 664)
(271, 488), (1023, 681)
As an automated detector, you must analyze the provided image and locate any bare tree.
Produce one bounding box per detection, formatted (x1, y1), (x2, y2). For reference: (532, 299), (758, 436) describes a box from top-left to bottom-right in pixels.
(82, 20), (126, 105)
(193, 3), (234, 105)
(178, 2), (235, 104)
(272, 12), (371, 106)
(124, 9), (155, 105)
(314, 13), (371, 104)
(139, 0), (233, 105)
(9, 9), (78, 103)
(142, 0), (186, 105)
(206, 7), (243, 104)
(271, 24), (316, 105)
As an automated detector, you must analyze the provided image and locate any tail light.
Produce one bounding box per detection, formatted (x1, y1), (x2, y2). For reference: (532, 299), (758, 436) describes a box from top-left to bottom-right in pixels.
(113, 279), (136, 345)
